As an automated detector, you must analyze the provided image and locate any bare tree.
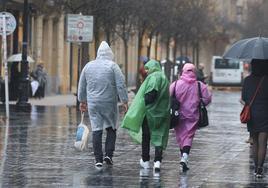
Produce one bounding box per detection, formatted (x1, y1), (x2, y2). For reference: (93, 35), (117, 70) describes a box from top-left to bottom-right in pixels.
(132, 0), (166, 88)
(113, 0), (137, 86)
(187, 0), (215, 65)
(243, 1), (268, 37)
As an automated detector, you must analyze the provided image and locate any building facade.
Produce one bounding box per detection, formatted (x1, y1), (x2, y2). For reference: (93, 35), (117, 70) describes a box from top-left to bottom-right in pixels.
(1, 0), (263, 98)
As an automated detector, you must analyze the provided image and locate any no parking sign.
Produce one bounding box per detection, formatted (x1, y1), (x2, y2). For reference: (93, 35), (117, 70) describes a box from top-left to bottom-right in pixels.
(0, 12), (16, 36)
(66, 14), (93, 42)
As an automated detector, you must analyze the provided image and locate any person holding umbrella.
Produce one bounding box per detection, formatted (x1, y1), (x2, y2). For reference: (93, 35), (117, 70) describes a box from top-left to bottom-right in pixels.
(224, 37), (268, 178)
(241, 60), (268, 178)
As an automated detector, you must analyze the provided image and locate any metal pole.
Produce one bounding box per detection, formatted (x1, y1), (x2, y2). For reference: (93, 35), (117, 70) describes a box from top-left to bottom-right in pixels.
(17, 0), (30, 107)
(69, 43), (73, 92)
(2, 13), (9, 118)
(76, 43), (81, 107)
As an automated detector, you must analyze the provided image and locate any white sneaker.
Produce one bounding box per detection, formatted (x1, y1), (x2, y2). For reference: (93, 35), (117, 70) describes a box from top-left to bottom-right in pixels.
(153, 161), (161, 172)
(95, 162), (103, 170)
(180, 153), (188, 164)
(153, 170), (160, 179)
(180, 153), (189, 172)
(139, 169), (150, 177)
(140, 159), (150, 169)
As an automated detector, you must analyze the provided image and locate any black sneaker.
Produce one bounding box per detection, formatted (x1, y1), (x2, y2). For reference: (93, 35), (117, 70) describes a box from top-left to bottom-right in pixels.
(254, 167), (257, 176)
(255, 167), (263, 178)
(104, 156), (113, 165)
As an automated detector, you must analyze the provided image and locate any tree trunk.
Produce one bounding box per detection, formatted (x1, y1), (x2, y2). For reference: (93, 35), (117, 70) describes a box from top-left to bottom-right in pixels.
(173, 40), (177, 64)
(13, 11), (19, 54)
(180, 40), (183, 57)
(105, 29), (111, 45)
(147, 32), (153, 58)
(155, 33), (159, 59)
(69, 43), (73, 92)
(196, 41), (200, 67)
(192, 43), (195, 65)
(136, 30), (144, 90)
(81, 42), (89, 68)
(94, 19), (100, 57)
(166, 37), (170, 60)
(185, 41), (188, 58)
(123, 39), (128, 86)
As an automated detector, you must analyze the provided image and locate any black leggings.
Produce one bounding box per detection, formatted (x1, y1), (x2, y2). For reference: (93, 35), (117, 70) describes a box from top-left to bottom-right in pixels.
(142, 117), (163, 162)
(180, 146), (191, 156)
(251, 132), (268, 168)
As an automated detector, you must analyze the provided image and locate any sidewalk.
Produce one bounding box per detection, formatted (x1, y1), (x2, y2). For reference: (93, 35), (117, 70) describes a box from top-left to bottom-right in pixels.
(27, 89), (136, 106)
(28, 94), (77, 106)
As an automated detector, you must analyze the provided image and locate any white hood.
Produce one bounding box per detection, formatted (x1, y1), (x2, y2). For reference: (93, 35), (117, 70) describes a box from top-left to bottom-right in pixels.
(96, 41), (114, 60)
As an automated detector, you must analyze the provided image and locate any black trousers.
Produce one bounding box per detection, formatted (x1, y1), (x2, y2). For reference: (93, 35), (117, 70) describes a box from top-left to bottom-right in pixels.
(92, 127), (116, 162)
(142, 117), (163, 162)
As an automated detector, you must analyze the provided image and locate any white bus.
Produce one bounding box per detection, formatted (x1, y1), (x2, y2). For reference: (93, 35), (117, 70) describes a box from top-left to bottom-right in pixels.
(210, 56), (243, 86)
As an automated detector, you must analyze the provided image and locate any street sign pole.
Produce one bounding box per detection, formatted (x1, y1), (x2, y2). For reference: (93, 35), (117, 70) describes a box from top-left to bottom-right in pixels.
(17, 0), (30, 107)
(66, 14), (93, 108)
(0, 12), (17, 118)
(1, 13), (9, 118)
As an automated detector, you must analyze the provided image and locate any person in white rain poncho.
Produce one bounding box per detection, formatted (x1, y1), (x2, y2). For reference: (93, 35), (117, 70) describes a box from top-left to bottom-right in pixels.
(78, 41), (128, 168)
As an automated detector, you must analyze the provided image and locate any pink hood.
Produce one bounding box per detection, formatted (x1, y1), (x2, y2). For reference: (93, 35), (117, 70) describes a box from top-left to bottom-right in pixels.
(180, 63), (197, 83)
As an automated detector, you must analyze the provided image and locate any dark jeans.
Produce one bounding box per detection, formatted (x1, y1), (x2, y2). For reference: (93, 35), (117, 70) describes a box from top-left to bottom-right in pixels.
(92, 127), (116, 162)
(142, 117), (163, 162)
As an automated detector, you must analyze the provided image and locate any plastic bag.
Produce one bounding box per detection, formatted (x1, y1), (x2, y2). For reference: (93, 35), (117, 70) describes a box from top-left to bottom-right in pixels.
(31, 80), (39, 96)
(74, 112), (89, 151)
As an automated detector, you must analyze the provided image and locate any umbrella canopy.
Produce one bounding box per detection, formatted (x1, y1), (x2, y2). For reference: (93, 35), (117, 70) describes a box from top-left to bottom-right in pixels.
(176, 56), (191, 64)
(7, 53), (35, 63)
(223, 37), (268, 60)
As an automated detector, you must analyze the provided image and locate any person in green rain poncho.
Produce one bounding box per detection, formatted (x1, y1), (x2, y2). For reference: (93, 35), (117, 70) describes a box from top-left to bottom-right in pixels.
(121, 59), (170, 172)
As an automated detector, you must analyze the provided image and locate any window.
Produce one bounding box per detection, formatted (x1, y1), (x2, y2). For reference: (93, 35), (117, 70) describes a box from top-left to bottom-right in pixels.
(215, 59), (240, 69)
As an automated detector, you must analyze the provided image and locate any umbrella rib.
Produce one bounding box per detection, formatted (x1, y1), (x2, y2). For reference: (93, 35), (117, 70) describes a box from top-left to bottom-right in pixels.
(240, 38), (256, 58)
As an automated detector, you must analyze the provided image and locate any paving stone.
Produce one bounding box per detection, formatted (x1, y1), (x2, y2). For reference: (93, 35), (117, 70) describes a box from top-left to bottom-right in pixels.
(0, 90), (267, 187)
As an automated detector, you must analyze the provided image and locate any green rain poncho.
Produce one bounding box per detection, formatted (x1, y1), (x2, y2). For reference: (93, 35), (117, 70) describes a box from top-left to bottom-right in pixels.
(121, 59), (170, 149)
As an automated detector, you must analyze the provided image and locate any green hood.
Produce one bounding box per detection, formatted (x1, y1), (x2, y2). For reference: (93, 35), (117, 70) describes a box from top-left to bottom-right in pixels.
(144, 59), (161, 74)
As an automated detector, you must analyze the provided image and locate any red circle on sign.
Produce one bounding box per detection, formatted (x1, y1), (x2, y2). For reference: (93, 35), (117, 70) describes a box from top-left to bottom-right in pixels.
(77, 21), (84, 29)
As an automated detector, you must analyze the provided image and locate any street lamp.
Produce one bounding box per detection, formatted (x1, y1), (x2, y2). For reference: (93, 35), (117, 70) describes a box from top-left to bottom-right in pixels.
(16, 0), (30, 107)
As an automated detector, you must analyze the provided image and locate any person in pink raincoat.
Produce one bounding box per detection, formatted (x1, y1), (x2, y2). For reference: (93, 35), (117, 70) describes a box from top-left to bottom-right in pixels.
(169, 63), (212, 172)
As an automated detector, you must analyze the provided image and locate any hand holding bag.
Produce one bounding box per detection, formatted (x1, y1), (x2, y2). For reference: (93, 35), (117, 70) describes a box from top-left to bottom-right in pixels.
(198, 82), (209, 128)
(170, 81), (180, 129)
(74, 112), (90, 151)
(240, 77), (264, 124)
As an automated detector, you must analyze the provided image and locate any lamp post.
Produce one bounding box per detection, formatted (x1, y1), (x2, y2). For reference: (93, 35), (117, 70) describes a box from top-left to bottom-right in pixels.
(17, 0), (30, 107)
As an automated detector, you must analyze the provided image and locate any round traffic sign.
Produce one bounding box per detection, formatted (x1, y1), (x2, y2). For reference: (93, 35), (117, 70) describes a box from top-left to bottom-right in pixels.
(77, 21), (84, 29)
(0, 12), (17, 36)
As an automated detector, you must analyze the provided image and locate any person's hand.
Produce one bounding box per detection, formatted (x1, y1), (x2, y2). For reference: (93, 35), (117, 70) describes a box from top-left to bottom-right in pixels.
(121, 102), (128, 114)
(79, 102), (87, 112)
(239, 99), (245, 105)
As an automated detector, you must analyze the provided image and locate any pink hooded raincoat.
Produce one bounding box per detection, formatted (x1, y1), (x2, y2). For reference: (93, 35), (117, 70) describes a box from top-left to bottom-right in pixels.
(169, 63), (212, 149)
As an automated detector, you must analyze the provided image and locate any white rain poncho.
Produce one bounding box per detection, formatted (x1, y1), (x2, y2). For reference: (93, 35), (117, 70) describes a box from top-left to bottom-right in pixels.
(78, 41), (128, 131)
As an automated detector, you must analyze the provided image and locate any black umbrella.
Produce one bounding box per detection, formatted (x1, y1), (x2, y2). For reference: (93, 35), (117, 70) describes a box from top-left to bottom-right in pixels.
(223, 37), (268, 60)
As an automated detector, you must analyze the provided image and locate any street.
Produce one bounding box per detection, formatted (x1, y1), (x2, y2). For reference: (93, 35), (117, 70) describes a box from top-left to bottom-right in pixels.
(0, 90), (267, 187)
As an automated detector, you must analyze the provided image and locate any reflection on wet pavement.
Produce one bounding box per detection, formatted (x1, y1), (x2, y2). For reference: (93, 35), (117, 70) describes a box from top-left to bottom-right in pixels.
(0, 91), (267, 187)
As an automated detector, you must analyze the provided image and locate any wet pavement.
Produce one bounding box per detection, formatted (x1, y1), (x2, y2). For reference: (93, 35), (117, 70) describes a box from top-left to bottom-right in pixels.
(0, 90), (267, 188)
